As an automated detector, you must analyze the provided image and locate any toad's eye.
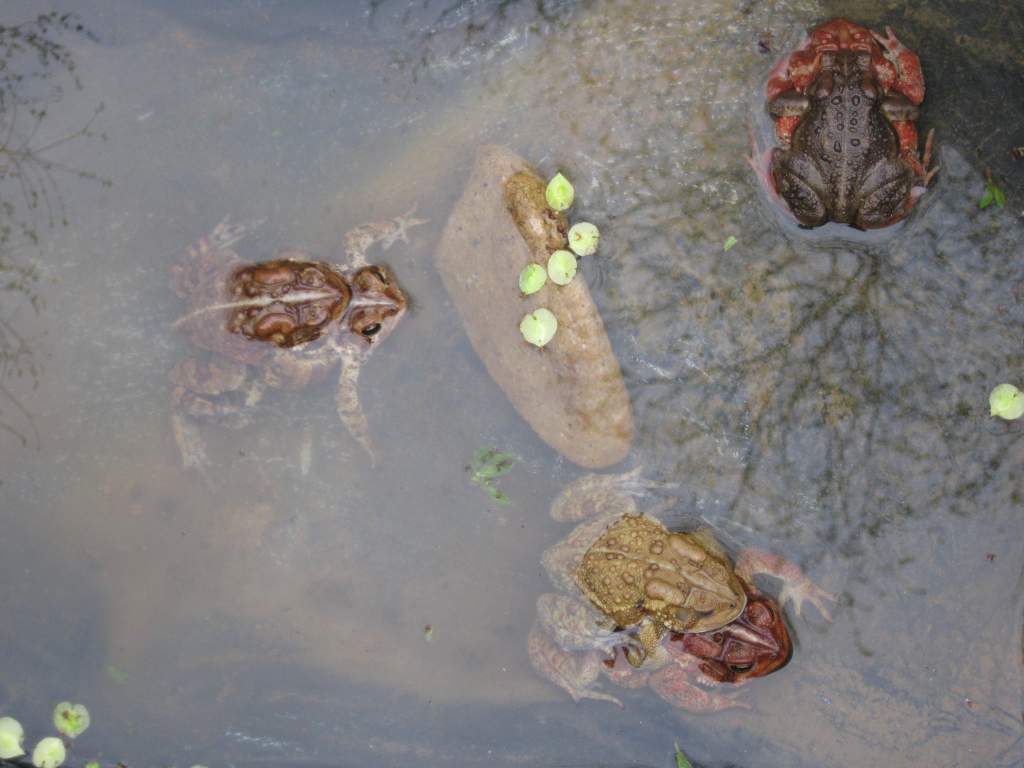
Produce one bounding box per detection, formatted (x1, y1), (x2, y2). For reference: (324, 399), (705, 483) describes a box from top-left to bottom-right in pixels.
(728, 662), (753, 673)
(361, 322), (382, 338)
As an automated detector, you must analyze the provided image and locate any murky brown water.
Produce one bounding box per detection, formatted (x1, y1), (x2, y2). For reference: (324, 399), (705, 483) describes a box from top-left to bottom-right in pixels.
(1, 1), (1021, 766)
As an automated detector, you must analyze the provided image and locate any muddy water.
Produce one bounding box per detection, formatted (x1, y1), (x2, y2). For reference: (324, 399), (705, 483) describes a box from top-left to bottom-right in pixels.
(0, 1), (1021, 766)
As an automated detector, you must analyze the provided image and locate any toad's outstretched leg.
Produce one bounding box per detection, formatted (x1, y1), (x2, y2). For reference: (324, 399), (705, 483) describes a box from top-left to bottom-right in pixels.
(527, 622), (624, 707)
(344, 205), (428, 269)
(735, 550), (835, 621)
(334, 343), (375, 463)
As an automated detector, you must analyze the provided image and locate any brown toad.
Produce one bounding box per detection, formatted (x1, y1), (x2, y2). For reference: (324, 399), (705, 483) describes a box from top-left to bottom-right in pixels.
(170, 208), (425, 472)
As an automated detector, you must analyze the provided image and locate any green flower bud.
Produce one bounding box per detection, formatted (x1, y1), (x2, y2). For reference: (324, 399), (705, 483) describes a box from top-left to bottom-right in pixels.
(545, 172), (575, 212)
(32, 737), (65, 768)
(519, 308), (558, 348)
(989, 383), (1024, 420)
(518, 263), (547, 295)
(567, 222), (599, 256)
(53, 702), (90, 739)
(547, 250), (577, 285)
(0, 717), (25, 759)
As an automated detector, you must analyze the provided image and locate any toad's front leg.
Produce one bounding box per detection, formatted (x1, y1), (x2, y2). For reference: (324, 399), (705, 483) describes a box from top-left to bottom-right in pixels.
(343, 205), (428, 269)
(734, 550), (835, 621)
(871, 26), (925, 105)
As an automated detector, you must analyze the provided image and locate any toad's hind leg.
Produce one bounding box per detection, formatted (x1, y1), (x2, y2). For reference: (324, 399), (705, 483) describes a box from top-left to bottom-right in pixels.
(171, 411), (210, 476)
(527, 622), (623, 707)
(335, 345), (375, 462)
(550, 467), (678, 522)
(648, 655), (751, 713)
(344, 204), (428, 269)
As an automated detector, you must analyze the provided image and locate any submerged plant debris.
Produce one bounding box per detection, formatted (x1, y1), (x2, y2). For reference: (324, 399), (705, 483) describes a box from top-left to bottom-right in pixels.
(674, 740), (694, 768)
(466, 447), (518, 505)
(979, 170), (1006, 209)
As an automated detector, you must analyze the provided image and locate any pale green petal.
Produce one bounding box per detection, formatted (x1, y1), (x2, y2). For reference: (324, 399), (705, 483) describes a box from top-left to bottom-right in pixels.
(547, 250), (577, 285)
(53, 702), (90, 739)
(989, 383), (1024, 420)
(545, 172), (575, 211)
(519, 308), (558, 347)
(32, 737), (65, 768)
(0, 717), (25, 759)
(518, 263), (547, 295)
(567, 222), (599, 256)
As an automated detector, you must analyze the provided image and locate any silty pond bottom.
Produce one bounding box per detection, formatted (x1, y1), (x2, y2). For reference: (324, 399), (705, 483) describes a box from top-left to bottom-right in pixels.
(0, 1), (1021, 767)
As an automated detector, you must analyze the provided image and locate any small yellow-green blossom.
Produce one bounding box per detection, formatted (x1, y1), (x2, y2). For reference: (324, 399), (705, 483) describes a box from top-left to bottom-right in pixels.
(567, 222), (599, 256)
(0, 717), (25, 759)
(545, 172), (575, 211)
(547, 250), (577, 285)
(518, 263), (547, 295)
(520, 308), (558, 348)
(53, 702), (90, 739)
(989, 383), (1024, 420)
(32, 737), (65, 768)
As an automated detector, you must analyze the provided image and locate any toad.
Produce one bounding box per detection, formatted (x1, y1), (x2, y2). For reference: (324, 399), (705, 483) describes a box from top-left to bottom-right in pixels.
(170, 209), (425, 471)
(528, 469), (834, 711)
(754, 19), (937, 229)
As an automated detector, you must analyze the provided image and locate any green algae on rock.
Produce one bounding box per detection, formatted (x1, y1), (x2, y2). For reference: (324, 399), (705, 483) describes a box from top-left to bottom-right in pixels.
(435, 145), (632, 468)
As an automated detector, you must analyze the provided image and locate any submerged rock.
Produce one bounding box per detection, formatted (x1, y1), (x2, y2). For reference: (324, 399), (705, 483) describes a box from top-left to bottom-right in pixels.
(436, 145), (633, 467)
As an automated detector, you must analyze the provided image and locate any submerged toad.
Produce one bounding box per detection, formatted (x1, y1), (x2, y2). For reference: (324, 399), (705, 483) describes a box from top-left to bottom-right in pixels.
(528, 470), (834, 711)
(170, 209), (425, 471)
(755, 18), (937, 229)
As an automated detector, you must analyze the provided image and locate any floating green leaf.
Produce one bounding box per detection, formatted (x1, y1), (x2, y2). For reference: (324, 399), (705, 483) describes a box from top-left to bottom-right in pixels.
(84, 762), (100, 768)
(485, 485), (511, 506)
(53, 702), (90, 739)
(674, 740), (694, 768)
(545, 172), (575, 211)
(519, 263), (548, 295)
(567, 222), (599, 256)
(989, 383), (1024, 420)
(0, 717), (25, 760)
(547, 249), (577, 285)
(32, 737), (65, 768)
(723, 235), (738, 251)
(105, 664), (129, 684)
(520, 308), (558, 347)
(467, 448), (517, 506)
(470, 448), (517, 481)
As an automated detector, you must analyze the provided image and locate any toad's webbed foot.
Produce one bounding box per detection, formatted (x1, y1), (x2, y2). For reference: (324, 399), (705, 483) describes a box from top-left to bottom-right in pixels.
(344, 205), (428, 269)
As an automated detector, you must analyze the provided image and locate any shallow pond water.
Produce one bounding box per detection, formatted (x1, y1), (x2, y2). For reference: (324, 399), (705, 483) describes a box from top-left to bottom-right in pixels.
(0, 1), (1021, 766)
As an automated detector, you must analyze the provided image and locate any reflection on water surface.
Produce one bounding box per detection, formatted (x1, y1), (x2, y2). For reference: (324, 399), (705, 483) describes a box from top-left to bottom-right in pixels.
(0, 1), (1021, 767)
